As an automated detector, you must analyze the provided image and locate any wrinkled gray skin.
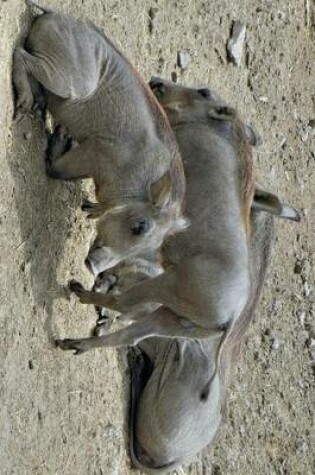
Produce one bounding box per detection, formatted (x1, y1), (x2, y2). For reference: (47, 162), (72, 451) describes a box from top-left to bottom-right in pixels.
(12, 2), (186, 274)
(91, 208), (274, 473)
(57, 81), (300, 354)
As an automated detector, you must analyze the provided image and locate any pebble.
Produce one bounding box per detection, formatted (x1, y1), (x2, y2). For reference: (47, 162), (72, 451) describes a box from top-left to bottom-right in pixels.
(271, 335), (280, 350)
(301, 128), (309, 142)
(303, 281), (311, 298)
(23, 131), (32, 140)
(305, 338), (315, 349)
(296, 309), (306, 326)
(295, 438), (309, 453)
(239, 425), (246, 436)
(227, 21), (246, 67)
(177, 50), (191, 70)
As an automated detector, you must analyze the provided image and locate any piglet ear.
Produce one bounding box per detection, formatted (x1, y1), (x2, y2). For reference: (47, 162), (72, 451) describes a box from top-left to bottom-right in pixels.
(253, 184), (301, 222)
(149, 171), (172, 208)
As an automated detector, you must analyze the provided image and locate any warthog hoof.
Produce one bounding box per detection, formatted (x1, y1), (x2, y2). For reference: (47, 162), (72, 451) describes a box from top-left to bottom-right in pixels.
(55, 338), (87, 355)
(47, 125), (72, 162)
(69, 279), (85, 294)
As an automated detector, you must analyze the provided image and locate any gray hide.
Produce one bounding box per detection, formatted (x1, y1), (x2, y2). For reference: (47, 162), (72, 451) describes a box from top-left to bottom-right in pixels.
(12, 2), (186, 274)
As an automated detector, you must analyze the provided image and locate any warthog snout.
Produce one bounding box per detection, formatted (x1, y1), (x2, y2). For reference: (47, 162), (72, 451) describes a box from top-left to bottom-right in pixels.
(85, 246), (120, 276)
(149, 76), (220, 103)
(149, 77), (165, 92)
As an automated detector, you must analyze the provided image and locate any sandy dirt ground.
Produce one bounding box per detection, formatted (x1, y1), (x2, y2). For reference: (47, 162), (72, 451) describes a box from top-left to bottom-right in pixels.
(0, 1), (314, 474)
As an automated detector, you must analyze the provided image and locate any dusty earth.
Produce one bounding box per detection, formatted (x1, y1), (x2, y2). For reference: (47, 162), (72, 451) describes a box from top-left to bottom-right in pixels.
(0, 0), (314, 474)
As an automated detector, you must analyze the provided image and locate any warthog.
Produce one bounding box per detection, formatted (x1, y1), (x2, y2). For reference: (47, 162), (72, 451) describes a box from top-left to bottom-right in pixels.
(57, 81), (300, 356)
(12, 1), (187, 274)
(129, 208), (274, 473)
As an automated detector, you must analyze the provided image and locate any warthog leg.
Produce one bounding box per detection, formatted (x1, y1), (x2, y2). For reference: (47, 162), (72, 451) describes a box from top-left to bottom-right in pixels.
(56, 307), (222, 354)
(56, 307), (223, 354)
(69, 272), (167, 312)
(46, 137), (105, 180)
(12, 47), (36, 119)
(47, 126), (73, 163)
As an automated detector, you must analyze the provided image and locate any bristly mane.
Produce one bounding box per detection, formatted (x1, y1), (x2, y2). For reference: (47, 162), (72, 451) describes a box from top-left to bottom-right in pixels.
(233, 118), (255, 237)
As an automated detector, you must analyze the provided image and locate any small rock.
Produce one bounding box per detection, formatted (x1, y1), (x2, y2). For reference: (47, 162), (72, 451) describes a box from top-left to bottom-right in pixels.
(23, 131), (32, 140)
(177, 50), (191, 70)
(303, 281), (311, 298)
(99, 307), (109, 318)
(296, 438), (309, 453)
(227, 21), (246, 67)
(271, 335), (280, 350)
(296, 309), (306, 326)
(301, 128), (309, 142)
(239, 425), (246, 436)
(306, 338), (315, 349)
(258, 96), (269, 103)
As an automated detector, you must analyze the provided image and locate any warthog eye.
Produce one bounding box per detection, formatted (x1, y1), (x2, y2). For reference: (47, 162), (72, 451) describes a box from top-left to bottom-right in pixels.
(131, 219), (150, 236)
(198, 88), (211, 99)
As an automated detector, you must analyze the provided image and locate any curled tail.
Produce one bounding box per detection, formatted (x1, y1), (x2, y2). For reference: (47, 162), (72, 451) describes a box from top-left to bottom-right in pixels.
(200, 320), (234, 400)
(128, 350), (182, 475)
(26, 0), (53, 14)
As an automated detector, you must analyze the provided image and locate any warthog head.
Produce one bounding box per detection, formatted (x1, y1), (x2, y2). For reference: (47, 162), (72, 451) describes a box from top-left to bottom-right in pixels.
(149, 76), (227, 122)
(86, 173), (188, 276)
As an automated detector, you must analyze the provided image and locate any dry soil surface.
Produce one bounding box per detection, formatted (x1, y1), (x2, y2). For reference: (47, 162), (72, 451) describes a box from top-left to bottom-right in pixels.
(0, 1), (314, 474)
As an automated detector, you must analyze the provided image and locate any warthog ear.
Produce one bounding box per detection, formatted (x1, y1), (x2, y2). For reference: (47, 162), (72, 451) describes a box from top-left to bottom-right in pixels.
(149, 171), (172, 208)
(253, 185), (301, 222)
(244, 124), (262, 147)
